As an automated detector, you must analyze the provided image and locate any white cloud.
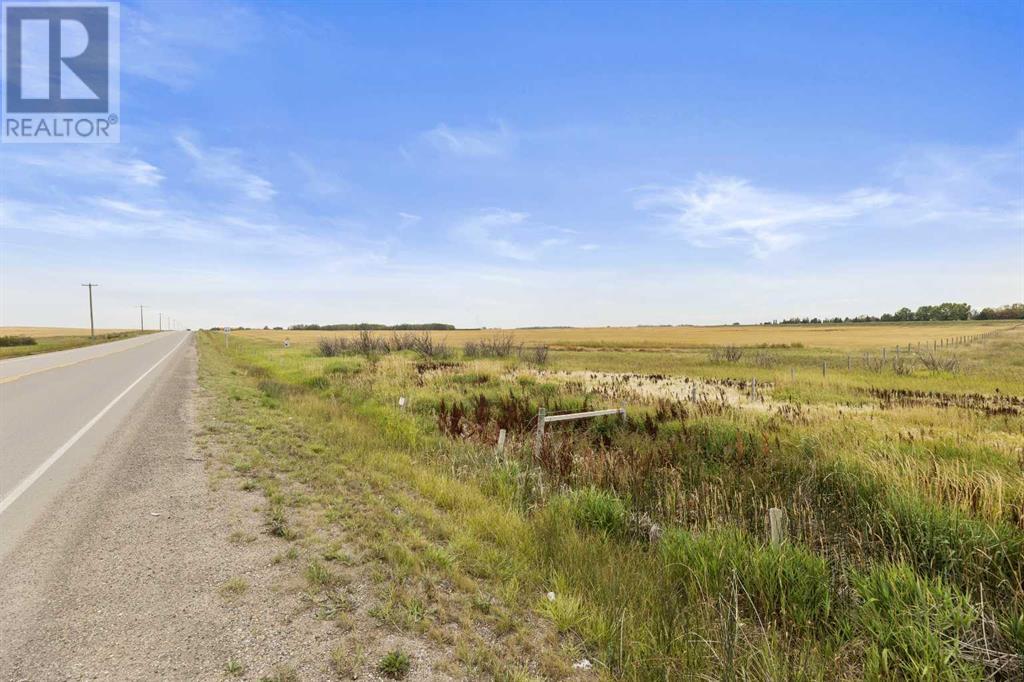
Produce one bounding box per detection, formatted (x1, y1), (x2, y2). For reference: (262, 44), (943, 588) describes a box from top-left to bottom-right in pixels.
(635, 175), (898, 256)
(636, 142), (1022, 257)
(90, 197), (166, 219)
(176, 133), (276, 202)
(884, 144), (1023, 230)
(398, 212), (422, 229)
(122, 2), (262, 89)
(422, 122), (513, 158)
(5, 147), (164, 187)
(1, 194), (382, 261)
(454, 209), (535, 260)
(290, 154), (347, 196)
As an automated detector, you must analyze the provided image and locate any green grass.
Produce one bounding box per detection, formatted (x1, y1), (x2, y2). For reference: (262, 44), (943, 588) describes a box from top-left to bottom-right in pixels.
(196, 327), (1024, 680)
(0, 330), (155, 359)
(0, 335), (37, 347)
(377, 650), (412, 679)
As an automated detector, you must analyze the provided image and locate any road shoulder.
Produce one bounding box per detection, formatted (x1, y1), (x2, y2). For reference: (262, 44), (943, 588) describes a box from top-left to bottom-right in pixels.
(0, 338), (368, 680)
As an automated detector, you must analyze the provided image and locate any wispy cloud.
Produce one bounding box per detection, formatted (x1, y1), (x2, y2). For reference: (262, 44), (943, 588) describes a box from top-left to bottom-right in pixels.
(422, 122), (513, 158)
(176, 133), (276, 202)
(1, 133), (376, 262)
(290, 153), (348, 196)
(636, 141), (1022, 257)
(122, 1), (262, 89)
(0, 194), (382, 261)
(398, 212), (422, 229)
(884, 143), (1023, 230)
(90, 197), (166, 219)
(635, 176), (897, 256)
(453, 209), (535, 260)
(5, 146), (164, 187)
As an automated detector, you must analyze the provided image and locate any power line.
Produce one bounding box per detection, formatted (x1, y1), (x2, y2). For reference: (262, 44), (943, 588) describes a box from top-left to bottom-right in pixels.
(81, 283), (98, 338)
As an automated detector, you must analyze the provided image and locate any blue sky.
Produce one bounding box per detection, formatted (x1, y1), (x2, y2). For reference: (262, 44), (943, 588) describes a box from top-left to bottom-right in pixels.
(2, 0), (1022, 329)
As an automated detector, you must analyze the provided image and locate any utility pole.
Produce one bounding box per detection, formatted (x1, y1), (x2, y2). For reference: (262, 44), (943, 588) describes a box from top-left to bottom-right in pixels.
(139, 305), (147, 331)
(81, 283), (98, 337)
(158, 312), (162, 331)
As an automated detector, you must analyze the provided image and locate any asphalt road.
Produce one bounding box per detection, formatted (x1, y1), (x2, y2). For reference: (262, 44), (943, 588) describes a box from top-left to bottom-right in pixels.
(0, 331), (191, 557)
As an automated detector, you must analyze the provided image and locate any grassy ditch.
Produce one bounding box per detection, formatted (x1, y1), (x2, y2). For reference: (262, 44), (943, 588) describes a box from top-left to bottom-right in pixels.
(198, 329), (1024, 680)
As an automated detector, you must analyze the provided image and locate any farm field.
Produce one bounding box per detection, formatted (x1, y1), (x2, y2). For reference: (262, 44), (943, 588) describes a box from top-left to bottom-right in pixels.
(237, 320), (1013, 351)
(198, 323), (1024, 680)
(0, 327), (152, 359)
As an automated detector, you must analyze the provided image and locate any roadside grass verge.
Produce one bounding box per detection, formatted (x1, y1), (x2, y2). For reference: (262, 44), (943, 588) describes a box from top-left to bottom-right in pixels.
(0, 329), (156, 359)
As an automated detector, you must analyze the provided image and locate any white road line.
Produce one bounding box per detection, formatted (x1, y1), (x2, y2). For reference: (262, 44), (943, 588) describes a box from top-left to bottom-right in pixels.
(0, 334), (189, 516)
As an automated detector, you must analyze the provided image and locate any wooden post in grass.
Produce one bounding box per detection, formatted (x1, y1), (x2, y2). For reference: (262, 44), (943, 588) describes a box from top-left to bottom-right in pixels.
(821, 360), (826, 377)
(750, 378), (756, 401)
(768, 507), (787, 545)
(496, 428), (506, 456)
(691, 384), (698, 402)
(398, 396), (406, 410)
(533, 408), (547, 462)
(790, 368), (795, 382)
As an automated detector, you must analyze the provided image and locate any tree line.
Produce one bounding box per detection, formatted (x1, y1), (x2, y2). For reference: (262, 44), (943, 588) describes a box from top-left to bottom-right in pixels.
(767, 302), (1023, 325)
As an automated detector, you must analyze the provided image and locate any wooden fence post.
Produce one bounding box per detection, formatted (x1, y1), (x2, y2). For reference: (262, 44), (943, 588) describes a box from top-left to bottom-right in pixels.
(497, 428), (506, 456)
(533, 408), (546, 461)
(768, 507), (787, 545)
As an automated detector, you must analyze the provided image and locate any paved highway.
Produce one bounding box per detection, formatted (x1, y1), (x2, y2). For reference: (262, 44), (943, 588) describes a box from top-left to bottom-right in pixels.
(0, 331), (192, 556)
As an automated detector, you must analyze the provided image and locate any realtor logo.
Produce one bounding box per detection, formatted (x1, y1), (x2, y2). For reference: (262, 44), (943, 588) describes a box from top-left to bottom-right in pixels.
(2, 1), (120, 142)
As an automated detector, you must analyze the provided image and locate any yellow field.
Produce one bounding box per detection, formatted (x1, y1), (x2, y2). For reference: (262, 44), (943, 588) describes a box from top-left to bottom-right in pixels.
(236, 320), (1017, 351)
(0, 326), (132, 338)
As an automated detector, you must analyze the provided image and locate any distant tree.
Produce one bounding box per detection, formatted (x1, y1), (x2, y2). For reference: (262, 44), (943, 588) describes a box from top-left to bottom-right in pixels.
(975, 303), (1024, 320)
(766, 300), (1021, 325)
